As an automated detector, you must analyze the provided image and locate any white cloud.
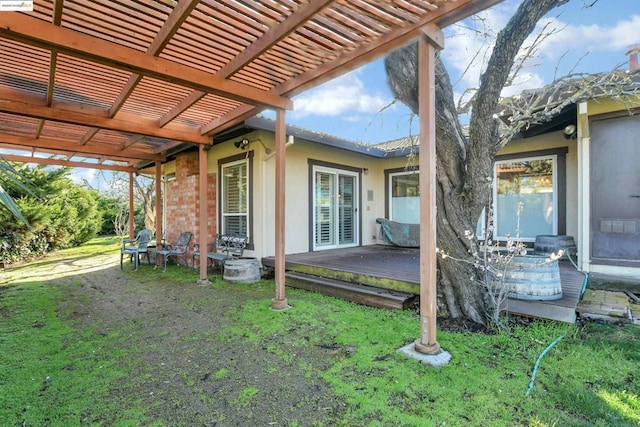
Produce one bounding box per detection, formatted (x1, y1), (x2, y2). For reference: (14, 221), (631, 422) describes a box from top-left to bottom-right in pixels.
(535, 14), (640, 66)
(442, 1), (517, 90)
(501, 72), (546, 97)
(292, 71), (390, 118)
(442, 1), (640, 95)
(69, 168), (96, 186)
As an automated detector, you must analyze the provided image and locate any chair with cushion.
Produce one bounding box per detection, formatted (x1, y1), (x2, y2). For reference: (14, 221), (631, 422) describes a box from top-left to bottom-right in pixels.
(120, 229), (153, 271)
(156, 231), (192, 272)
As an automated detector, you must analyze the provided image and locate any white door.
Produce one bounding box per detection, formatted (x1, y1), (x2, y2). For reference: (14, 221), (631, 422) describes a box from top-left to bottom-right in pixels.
(313, 167), (359, 250)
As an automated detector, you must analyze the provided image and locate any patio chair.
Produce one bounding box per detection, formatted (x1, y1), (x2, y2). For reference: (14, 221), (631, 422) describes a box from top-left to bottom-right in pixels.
(156, 231), (192, 272)
(191, 233), (248, 273)
(120, 229), (153, 271)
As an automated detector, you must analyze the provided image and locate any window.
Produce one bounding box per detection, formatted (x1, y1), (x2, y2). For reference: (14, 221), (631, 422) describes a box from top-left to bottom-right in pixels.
(312, 165), (359, 250)
(389, 171), (420, 224)
(221, 158), (249, 238)
(494, 156), (556, 241)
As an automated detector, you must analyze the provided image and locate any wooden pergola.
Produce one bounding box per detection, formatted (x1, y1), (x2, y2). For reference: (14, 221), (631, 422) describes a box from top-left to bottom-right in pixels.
(0, 0), (502, 355)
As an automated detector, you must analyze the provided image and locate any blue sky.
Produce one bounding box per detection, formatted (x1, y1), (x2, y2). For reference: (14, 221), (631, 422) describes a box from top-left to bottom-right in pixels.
(264, 0), (640, 145)
(73, 0), (639, 188)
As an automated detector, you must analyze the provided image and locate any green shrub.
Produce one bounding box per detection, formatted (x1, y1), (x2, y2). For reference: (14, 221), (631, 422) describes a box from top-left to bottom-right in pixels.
(0, 164), (103, 263)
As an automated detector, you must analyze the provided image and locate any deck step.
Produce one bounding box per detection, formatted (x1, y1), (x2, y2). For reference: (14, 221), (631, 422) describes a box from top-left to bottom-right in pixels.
(501, 298), (577, 323)
(285, 271), (416, 310)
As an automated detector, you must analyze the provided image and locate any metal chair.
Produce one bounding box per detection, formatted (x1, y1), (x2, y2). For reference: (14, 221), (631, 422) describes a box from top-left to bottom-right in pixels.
(192, 234), (248, 273)
(156, 231), (192, 272)
(120, 229), (153, 271)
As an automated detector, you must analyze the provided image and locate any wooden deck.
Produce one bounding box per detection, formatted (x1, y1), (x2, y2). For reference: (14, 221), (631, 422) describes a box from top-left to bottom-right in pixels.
(263, 246), (421, 294)
(262, 245), (587, 322)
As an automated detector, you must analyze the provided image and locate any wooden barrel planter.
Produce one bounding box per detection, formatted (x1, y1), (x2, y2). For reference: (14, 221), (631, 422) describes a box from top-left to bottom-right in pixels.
(223, 258), (261, 283)
(534, 235), (577, 260)
(493, 255), (563, 301)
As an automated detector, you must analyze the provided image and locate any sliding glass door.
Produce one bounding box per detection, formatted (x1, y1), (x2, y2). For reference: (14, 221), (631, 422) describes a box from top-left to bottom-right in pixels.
(313, 167), (358, 250)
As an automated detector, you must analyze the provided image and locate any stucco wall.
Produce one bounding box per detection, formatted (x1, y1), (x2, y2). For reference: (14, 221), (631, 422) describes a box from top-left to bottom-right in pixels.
(159, 130), (419, 259)
(258, 132), (403, 256)
(163, 130), (578, 263)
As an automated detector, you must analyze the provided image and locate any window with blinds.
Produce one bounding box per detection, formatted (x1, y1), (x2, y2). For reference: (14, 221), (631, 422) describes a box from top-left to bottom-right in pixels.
(315, 171), (335, 246)
(221, 160), (248, 237)
(338, 175), (354, 243)
(313, 167), (358, 250)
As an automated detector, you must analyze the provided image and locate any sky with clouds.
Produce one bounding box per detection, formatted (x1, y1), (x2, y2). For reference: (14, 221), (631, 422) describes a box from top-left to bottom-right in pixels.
(272, 0), (640, 145)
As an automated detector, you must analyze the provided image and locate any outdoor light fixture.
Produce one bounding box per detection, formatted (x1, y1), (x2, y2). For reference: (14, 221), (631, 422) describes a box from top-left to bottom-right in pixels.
(234, 138), (250, 150)
(563, 124), (577, 139)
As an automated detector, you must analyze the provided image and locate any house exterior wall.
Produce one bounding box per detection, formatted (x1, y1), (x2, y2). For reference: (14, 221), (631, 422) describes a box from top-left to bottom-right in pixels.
(578, 99), (640, 278)
(162, 151), (216, 265)
(157, 130), (420, 260)
(158, 97), (640, 282)
(258, 132), (397, 256)
(160, 125), (583, 272)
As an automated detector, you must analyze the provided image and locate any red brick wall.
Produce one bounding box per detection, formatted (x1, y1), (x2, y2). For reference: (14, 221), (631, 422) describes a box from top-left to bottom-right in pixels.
(163, 152), (217, 265)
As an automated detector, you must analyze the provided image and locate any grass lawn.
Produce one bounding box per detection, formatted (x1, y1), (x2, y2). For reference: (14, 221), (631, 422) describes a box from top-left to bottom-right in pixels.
(0, 237), (638, 426)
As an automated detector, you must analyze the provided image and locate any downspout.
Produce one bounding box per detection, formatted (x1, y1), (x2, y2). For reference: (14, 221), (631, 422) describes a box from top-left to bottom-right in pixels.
(155, 161), (162, 243)
(128, 171), (134, 239)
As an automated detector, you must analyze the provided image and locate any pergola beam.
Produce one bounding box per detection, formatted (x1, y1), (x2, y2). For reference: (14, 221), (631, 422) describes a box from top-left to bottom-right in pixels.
(201, 0), (488, 136)
(108, 0), (200, 119)
(0, 14), (293, 112)
(0, 132), (164, 161)
(0, 96), (211, 144)
(162, 0), (333, 131)
(217, 0), (334, 78)
(1, 154), (135, 172)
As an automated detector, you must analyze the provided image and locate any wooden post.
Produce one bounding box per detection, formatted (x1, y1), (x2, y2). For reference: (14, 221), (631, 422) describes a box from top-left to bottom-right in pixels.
(198, 143), (210, 283)
(128, 171), (134, 239)
(155, 161), (163, 266)
(415, 28), (443, 355)
(271, 109), (288, 310)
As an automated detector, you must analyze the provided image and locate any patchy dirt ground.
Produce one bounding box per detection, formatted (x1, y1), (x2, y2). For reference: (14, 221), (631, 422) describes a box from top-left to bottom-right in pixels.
(49, 252), (346, 426)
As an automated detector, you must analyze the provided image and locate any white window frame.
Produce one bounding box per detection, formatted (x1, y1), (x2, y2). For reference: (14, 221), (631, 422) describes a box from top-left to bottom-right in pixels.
(220, 158), (250, 239)
(388, 171), (420, 224)
(312, 165), (359, 251)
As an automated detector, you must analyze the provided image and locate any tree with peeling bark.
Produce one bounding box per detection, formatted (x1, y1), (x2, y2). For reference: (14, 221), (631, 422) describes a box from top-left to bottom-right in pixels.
(384, 0), (566, 324)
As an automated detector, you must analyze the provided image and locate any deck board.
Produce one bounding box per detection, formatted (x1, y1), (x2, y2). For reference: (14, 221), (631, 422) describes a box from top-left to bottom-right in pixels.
(267, 246), (420, 283)
(262, 246), (587, 322)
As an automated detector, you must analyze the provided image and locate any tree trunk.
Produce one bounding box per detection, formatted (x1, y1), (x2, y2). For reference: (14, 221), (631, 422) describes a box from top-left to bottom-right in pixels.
(133, 177), (156, 235)
(385, 0), (563, 324)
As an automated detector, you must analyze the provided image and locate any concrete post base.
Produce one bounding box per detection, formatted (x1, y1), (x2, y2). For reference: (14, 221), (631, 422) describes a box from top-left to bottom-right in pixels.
(414, 339), (442, 355)
(271, 298), (289, 310)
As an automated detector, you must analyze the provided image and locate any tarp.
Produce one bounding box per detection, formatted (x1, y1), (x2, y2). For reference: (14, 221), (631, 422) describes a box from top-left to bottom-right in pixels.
(376, 218), (420, 248)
